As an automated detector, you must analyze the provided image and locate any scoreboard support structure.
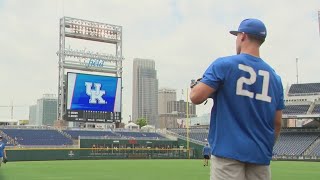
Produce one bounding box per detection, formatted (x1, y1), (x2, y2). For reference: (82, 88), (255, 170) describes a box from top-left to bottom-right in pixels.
(57, 17), (123, 127)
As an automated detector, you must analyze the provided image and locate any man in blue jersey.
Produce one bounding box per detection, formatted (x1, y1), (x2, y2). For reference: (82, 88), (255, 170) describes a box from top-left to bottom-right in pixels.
(203, 144), (211, 166)
(0, 136), (7, 167)
(190, 18), (284, 180)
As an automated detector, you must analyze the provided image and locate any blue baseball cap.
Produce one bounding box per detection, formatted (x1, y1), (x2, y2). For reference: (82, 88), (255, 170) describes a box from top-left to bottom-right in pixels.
(230, 18), (267, 40)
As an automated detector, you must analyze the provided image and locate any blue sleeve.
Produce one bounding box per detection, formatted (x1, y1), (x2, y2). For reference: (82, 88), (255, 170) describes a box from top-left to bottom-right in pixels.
(200, 58), (228, 90)
(277, 77), (285, 110)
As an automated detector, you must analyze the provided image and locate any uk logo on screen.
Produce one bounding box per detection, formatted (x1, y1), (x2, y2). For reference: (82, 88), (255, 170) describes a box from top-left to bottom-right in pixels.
(67, 73), (121, 112)
(85, 82), (107, 104)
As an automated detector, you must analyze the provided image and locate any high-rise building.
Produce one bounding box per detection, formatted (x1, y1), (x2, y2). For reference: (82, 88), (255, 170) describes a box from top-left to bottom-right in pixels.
(158, 98), (197, 129)
(132, 58), (158, 127)
(167, 100), (196, 116)
(28, 105), (37, 125)
(158, 88), (176, 115)
(33, 94), (58, 126)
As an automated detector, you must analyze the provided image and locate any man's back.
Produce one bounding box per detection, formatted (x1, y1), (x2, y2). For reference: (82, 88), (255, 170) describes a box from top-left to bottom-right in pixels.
(203, 146), (211, 155)
(201, 53), (284, 165)
(190, 18), (281, 180)
(0, 141), (5, 157)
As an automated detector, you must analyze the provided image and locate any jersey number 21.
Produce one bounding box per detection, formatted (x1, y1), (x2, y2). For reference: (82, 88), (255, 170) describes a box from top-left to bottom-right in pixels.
(236, 64), (271, 103)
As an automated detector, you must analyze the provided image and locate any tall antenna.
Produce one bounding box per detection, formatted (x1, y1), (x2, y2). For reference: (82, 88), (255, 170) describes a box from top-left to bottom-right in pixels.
(180, 89), (184, 100)
(11, 100), (13, 120)
(318, 10), (320, 36)
(296, 57), (299, 84)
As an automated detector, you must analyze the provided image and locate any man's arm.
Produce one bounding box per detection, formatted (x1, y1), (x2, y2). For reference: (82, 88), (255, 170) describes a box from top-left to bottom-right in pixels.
(274, 110), (282, 145)
(190, 82), (216, 105)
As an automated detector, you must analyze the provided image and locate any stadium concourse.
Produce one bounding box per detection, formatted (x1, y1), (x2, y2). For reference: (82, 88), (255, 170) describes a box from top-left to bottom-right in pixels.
(0, 83), (320, 160)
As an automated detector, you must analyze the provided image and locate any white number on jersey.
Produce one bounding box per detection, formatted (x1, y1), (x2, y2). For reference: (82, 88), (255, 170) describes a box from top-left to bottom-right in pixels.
(236, 64), (272, 103)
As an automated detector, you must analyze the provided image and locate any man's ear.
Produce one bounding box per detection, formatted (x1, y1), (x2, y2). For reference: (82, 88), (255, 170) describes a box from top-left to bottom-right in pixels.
(240, 33), (246, 42)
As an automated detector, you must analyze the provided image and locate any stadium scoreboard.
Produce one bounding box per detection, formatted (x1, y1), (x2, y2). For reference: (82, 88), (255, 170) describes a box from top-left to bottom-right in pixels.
(66, 110), (121, 123)
(66, 72), (122, 123)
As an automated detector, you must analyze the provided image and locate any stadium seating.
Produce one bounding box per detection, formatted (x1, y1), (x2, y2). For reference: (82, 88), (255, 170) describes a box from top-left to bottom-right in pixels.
(1, 138), (14, 146)
(63, 130), (165, 140)
(312, 104), (320, 114)
(170, 128), (320, 156)
(63, 130), (119, 139)
(0, 129), (73, 146)
(116, 131), (165, 139)
(288, 83), (320, 94)
(3, 125), (320, 157)
(169, 128), (209, 142)
(179, 132), (208, 142)
(273, 132), (319, 156)
(283, 105), (310, 114)
(0, 127), (169, 146)
(309, 142), (320, 156)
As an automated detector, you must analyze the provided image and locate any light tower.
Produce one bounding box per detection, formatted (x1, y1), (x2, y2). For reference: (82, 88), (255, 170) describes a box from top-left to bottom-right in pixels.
(57, 17), (123, 126)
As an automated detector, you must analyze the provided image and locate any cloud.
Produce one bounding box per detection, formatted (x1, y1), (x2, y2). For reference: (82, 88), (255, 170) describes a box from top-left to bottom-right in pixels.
(0, 0), (319, 122)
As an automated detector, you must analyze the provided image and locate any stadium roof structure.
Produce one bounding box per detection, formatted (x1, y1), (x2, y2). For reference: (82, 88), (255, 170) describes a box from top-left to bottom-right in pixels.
(141, 125), (155, 130)
(125, 122), (139, 129)
(0, 118), (18, 123)
(282, 114), (320, 119)
(283, 83), (320, 120)
(288, 83), (320, 95)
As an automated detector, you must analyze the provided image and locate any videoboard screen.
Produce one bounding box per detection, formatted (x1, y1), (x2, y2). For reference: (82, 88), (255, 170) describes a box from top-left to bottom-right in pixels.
(66, 72), (121, 123)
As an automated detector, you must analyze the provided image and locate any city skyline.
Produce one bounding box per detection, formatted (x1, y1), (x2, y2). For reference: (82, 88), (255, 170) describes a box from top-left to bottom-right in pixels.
(0, 0), (319, 122)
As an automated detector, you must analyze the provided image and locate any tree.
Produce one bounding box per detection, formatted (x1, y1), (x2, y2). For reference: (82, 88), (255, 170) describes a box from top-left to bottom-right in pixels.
(136, 118), (147, 128)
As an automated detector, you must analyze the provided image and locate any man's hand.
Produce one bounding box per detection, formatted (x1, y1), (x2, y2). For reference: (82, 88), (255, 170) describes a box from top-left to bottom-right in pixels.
(190, 78), (202, 89)
(190, 82), (216, 104)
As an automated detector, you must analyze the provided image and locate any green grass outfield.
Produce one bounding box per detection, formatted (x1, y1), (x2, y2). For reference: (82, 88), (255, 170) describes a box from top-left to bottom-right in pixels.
(0, 160), (320, 180)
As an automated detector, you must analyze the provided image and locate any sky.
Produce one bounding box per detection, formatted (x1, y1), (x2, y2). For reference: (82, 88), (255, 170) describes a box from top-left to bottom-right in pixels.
(0, 0), (319, 123)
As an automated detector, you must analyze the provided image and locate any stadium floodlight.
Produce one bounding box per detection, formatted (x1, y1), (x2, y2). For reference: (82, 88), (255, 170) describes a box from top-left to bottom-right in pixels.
(63, 17), (122, 43)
